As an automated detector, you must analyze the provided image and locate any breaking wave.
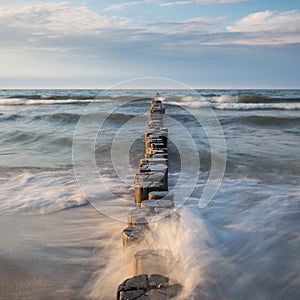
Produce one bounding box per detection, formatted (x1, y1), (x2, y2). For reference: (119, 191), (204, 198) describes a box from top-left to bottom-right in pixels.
(165, 93), (300, 110)
(215, 102), (300, 110)
(0, 96), (152, 106)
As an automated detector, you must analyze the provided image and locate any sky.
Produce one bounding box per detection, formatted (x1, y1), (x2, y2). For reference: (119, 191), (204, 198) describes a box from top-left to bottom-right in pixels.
(0, 0), (299, 88)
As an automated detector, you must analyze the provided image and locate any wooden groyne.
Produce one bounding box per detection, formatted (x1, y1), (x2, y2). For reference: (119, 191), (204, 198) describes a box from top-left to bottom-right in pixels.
(117, 95), (182, 300)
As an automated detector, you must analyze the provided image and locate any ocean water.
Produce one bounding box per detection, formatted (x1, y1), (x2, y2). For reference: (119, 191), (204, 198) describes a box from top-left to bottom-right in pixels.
(0, 89), (299, 299)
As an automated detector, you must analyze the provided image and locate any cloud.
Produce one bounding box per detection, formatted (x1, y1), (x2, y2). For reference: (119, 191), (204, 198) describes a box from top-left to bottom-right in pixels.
(0, 2), (130, 37)
(104, 0), (157, 11)
(1, 1), (299, 62)
(149, 16), (225, 35)
(224, 10), (300, 45)
(151, 16), (224, 26)
(160, 0), (247, 7)
(147, 10), (300, 47)
(104, 0), (245, 10)
(158, 10), (300, 47)
(227, 10), (300, 33)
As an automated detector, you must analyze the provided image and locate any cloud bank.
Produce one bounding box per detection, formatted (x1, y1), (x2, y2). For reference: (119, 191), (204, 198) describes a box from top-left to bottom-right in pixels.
(1, 1), (299, 52)
(0, 1), (299, 87)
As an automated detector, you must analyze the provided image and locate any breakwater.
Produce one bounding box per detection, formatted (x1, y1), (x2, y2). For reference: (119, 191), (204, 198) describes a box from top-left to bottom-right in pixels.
(117, 96), (183, 299)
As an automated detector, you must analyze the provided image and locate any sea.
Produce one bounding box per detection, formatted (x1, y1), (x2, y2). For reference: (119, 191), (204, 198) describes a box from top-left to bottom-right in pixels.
(0, 89), (299, 299)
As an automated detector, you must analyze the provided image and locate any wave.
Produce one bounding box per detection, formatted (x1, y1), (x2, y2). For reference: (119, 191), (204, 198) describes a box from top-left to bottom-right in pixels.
(167, 101), (300, 111)
(0, 96), (152, 106)
(166, 100), (210, 109)
(237, 95), (300, 103)
(49, 137), (74, 147)
(0, 113), (26, 122)
(210, 94), (300, 104)
(1, 90), (299, 110)
(164, 92), (300, 111)
(33, 112), (135, 125)
(33, 113), (81, 124)
(0, 171), (87, 214)
(3, 96), (298, 110)
(166, 93), (300, 104)
(0, 97), (103, 106)
(4, 93), (151, 100)
(0, 111), (69, 125)
(215, 102), (300, 110)
(166, 99), (300, 111)
(1, 129), (45, 145)
(221, 115), (300, 126)
(0, 112), (137, 126)
(6, 94), (95, 100)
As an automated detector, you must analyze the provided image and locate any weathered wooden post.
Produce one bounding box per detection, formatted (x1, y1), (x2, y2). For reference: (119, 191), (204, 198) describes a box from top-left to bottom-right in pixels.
(117, 95), (183, 299)
(117, 274), (182, 300)
(148, 191), (173, 200)
(134, 181), (165, 205)
(122, 226), (145, 250)
(134, 249), (174, 277)
(127, 208), (152, 226)
(141, 200), (174, 212)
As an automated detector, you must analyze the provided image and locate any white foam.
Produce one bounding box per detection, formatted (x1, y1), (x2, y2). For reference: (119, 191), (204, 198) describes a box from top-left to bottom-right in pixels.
(212, 95), (239, 103)
(216, 102), (300, 110)
(167, 100), (210, 109)
(0, 170), (87, 214)
(0, 98), (109, 105)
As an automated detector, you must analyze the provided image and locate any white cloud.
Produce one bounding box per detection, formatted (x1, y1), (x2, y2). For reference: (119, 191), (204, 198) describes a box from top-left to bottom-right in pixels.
(222, 34), (300, 46)
(152, 16), (224, 26)
(149, 10), (300, 47)
(104, 0), (157, 11)
(104, 0), (245, 10)
(0, 2), (130, 36)
(104, 1), (141, 12)
(224, 10), (300, 45)
(149, 16), (225, 35)
(160, 10), (300, 47)
(160, 0), (190, 6)
(160, 0), (246, 7)
(227, 10), (300, 33)
(1, 1), (299, 59)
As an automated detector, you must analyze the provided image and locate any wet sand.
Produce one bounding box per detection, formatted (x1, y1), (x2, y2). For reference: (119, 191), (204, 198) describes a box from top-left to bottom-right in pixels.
(0, 256), (32, 299)
(0, 205), (125, 300)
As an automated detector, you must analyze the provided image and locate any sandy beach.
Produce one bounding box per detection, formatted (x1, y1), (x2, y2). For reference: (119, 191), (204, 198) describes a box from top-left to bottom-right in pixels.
(0, 206), (126, 300)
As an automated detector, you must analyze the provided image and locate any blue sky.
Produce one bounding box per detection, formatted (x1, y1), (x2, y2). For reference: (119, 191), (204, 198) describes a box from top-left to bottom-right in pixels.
(0, 0), (299, 88)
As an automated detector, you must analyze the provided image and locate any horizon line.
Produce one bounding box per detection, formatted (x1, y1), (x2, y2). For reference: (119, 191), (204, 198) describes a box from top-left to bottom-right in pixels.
(1, 87), (299, 90)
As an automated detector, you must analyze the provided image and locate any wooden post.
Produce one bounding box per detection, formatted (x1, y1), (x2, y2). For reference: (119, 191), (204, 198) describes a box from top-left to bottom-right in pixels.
(134, 181), (165, 205)
(117, 274), (182, 300)
(141, 200), (174, 211)
(148, 191), (173, 200)
(134, 249), (174, 277)
(122, 226), (145, 251)
(134, 182), (151, 205)
(127, 208), (152, 226)
(117, 96), (183, 299)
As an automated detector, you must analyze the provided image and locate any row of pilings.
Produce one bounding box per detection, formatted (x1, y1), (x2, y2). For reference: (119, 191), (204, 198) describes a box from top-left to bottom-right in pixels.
(116, 97), (183, 299)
